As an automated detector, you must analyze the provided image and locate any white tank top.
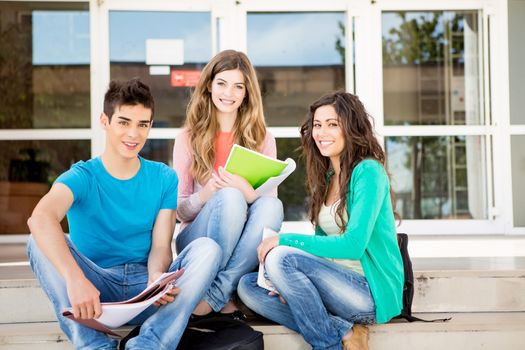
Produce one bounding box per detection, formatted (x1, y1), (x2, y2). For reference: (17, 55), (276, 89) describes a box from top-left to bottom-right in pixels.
(318, 201), (364, 275)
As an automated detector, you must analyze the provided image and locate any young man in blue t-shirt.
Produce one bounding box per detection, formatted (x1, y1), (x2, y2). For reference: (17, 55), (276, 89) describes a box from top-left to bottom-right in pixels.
(27, 79), (221, 349)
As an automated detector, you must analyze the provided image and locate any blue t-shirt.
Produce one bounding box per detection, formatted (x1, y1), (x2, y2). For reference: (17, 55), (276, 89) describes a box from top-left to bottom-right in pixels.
(55, 156), (178, 268)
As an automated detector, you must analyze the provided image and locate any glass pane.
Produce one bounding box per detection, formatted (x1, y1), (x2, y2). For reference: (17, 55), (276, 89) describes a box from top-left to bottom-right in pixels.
(109, 11), (212, 128)
(511, 136), (525, 227)
(509, 0), (525, 124)
(0, 140), (90, 234)
(385, 135), (487, 219)
(0, 2), (90, 128)
(140, 139), (174, 168)
(276, 138), (307, 221)
(382, 11), (483, 125)
(248, 12), (346, 126)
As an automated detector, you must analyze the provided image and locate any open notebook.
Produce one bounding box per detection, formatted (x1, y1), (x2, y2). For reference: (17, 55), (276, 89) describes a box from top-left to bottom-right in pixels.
(224, 144), (296, 195)
(62, 269), (184, 336)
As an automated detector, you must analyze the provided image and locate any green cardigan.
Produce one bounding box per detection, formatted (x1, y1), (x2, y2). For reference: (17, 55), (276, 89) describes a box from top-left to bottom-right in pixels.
(278, 159), (404, 324)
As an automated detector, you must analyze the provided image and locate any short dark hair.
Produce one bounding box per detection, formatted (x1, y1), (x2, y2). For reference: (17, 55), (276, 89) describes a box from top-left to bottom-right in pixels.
(103, 78), (155, 121)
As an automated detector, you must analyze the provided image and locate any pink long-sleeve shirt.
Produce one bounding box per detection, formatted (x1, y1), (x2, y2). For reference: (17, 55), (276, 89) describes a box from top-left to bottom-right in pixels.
(172, 128), (278, 229)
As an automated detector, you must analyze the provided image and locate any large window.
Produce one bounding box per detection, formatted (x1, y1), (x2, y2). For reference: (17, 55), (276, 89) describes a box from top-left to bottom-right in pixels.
(386, 136), (486, 219)
(511, 136), (525, 227)
(0, 140), (90, 234)
(0, 0), (516, 236)
(109, 11), (211, 128)
(247, 12), (346, 127)
(383, 11), (482, 126)
(0, 1), (90, 235)
(0, 2), (90, 128)
(381, 10), (491, 226)
(509, 0), (525, 228)
(247, 11), (347, 221)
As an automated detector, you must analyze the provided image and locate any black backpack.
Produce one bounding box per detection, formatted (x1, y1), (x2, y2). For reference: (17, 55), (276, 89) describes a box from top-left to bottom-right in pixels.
(395, 233), (451, 323)
(177, 316), (263, 350)
(120, 316), (264, 350)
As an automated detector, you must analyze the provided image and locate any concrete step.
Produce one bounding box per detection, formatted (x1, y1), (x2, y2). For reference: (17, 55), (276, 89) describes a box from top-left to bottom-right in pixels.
(1, 257), (524, 324)
(0, 313), (524, 350)
(411, 257), (525, 313)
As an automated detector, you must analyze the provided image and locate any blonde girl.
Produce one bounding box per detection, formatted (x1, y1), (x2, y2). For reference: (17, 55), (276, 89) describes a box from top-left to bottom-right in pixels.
(173, 50), (283, 318)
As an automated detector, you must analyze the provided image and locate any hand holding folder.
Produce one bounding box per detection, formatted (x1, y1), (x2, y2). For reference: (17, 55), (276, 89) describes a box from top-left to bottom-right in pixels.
(62, 269), (184, 336)
(224, 144), (296, 195)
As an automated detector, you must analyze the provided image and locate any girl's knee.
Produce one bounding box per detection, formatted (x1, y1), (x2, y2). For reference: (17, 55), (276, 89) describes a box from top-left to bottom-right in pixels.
(191, 237), (222, 262)
(237, 274), (250, 295)
(264, 246), (296, 276)
(210, 188), (248, 220)
(215, 188), (246, 206)
(250, 197), (284, 227)
(253, 196), (283, 213)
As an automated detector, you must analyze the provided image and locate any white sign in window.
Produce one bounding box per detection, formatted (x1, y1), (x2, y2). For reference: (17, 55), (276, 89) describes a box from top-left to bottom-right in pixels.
(145, 39), (184, 65)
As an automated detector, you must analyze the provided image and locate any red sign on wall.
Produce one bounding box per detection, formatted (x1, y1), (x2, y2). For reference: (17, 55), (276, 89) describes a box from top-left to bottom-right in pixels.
(171, 70), (202, 87)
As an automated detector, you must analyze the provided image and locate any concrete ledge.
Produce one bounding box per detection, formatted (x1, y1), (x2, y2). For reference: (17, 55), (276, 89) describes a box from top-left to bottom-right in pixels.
(1, 313), (524, 350)
(3, 234), (525, 258)
(2, 259), (525, 324)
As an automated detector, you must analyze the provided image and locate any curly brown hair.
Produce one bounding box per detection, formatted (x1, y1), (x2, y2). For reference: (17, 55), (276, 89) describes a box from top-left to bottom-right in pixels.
(300, 90), (398, 231)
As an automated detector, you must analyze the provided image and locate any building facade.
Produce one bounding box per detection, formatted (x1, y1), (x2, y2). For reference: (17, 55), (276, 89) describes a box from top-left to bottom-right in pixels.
(0, 0), (524, 238)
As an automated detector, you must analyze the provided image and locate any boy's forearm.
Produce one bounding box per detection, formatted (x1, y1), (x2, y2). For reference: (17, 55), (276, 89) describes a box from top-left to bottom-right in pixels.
(28, 214), (84, 282)
(147, 246), (173, 283)
(148, 209), (177, 283)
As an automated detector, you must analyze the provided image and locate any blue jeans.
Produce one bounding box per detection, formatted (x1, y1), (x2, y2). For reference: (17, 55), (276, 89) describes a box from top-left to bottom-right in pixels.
(237, 246), (376, 350)
(27, 235), (221, 350)
(176, 187), (283, 311)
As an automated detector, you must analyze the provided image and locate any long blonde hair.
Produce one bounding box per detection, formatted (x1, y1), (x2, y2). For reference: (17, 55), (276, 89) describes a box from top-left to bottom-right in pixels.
(185, 50), (267, 183)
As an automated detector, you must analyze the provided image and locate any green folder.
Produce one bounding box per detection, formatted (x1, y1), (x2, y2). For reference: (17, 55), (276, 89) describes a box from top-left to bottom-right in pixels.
(224, 144), (288, 189)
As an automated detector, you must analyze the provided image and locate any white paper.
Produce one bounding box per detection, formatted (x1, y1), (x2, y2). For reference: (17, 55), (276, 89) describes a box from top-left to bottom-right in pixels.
(255, 158), (296, 196)
(257, 227), (279, 293)
(149, 65), (170, 75)
(96, 288), (170, 328)
(64, 271), (176, 329)
(146, 39), (184, 65)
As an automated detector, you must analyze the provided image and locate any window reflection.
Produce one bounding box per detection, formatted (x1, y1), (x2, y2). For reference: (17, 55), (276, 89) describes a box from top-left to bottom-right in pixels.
(382, 11), (482, 125)
(276, 138), (307, 221)
(0, 2), (90, 129)
(509, 1), (525, 125)
(0, 140), (90, 234)
(511, 136), (525, 227)
(140, 139), (174, 168)
(247, 12), (346, 126)
(109, 11), (211, 128)
(385, 136), (487, 219)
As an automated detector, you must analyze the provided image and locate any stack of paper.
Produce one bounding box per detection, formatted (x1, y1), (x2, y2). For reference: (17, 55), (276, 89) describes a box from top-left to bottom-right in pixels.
(62, 269), (184, 336)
